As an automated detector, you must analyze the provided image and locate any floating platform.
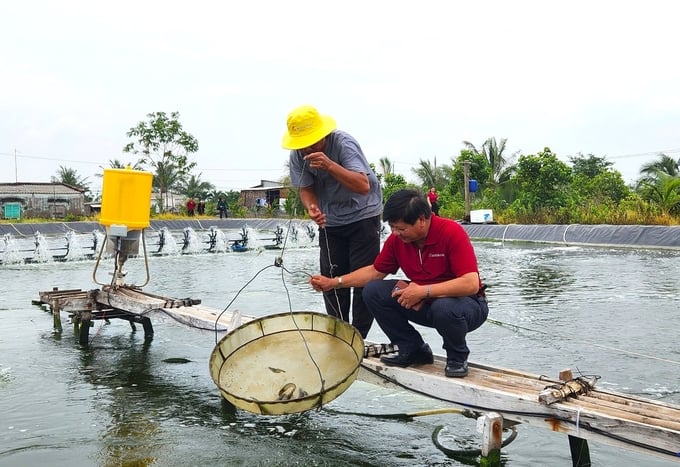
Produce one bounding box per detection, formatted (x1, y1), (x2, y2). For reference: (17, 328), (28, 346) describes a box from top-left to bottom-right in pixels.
(33, 286), (680, 464)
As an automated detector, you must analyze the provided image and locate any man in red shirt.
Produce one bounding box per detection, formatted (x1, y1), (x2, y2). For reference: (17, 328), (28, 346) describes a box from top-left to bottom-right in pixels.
(186, 198), (196, 216)
(427, 186), (439, 216)
(310, 189), (488, 377)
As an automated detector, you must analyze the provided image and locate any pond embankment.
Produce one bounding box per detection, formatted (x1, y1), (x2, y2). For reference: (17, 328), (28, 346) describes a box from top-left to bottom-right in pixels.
(2, 220), (680, 250)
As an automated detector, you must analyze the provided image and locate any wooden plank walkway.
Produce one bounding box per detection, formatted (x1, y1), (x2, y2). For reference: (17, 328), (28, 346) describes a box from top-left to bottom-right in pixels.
(34, 286), (680, 464)
(360, 355), (680, 462)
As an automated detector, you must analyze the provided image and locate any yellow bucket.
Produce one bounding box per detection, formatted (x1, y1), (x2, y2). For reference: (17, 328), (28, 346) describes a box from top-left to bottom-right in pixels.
(209, 312), (364, 415)
(99, 168), (153, 229)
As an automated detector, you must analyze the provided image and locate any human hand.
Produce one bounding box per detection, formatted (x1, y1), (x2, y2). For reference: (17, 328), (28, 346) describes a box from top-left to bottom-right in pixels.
(310, 274), (336, 292)
(307, 204), (326, 228)
(391, 280), (424, 311)
(303, 151), (333, 171)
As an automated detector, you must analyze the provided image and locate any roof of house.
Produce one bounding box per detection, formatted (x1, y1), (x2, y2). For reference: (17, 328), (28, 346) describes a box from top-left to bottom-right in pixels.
(244, 180), (287, 190)
(0, 183), (86, 195)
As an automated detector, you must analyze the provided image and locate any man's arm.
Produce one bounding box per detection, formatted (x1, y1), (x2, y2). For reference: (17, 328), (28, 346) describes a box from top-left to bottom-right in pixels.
(310, 264), (386, 292)
(299, 186), (319, 212)
(303, 151), (370, 194)
(431, 271), (480, 297)
(326, 164), (370, 194)
(391, 272), (480, 308)
(299, 186), (326, 227)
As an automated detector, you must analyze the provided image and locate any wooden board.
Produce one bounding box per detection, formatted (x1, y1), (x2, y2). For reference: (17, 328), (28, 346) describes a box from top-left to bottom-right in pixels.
(359, 354), (680, 463)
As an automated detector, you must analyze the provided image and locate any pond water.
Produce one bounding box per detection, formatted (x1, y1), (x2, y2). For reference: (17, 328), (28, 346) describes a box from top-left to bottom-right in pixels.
(1, 228), (679, 466)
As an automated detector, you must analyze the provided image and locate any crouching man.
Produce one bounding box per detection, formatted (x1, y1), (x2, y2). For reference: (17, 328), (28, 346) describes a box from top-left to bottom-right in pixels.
(310, 188), (488, 377)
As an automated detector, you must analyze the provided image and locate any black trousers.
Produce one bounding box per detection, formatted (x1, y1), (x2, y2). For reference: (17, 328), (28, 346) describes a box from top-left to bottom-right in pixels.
(318, 215), (381, 338)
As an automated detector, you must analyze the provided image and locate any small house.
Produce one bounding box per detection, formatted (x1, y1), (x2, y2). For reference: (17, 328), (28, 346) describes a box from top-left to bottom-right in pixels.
(240, 180), (289, 212)
(0, 182), (86, 219)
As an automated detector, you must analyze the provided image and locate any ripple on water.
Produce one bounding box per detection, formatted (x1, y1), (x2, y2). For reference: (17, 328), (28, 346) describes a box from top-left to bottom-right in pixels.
(0, 237), (679, 466)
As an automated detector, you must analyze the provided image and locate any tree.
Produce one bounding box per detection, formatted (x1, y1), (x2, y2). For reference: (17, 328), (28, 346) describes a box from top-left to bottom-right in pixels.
(278, 174), (306, 217)
(578, 171), (630, 205)
(449, 150), (491, 199)
(95, 159), (146, 180)
(379, 157), (394, 177)
(411, 157), (451, 191)
(123, 111), (199, 212)
(463, 137), (518, 188)
(569, 154), (630, 205)
(106, 158), (145, 170)
(637, 153), (680, 190)
(511, 148), (572, 212)
(570, 153), (613, 178)
(152, 161), (181, 211)
(223, 190), (242, 207)
(640, 153), (679, 177)
(51, 165), (89, 188)
(638, 171), (680, 215)
(382, 173), (409, 203)
(51, 166), (91, 201)
(412, 158), (436, 188)
(177, 173), (215, 200)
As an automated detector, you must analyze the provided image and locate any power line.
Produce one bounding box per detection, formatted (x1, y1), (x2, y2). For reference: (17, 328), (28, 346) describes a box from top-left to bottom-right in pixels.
(200, 168), (284, 172)
(0, 151), (107, 166)
(4, 147), (679, 175)
(603, 148), (680, 160)
(0, 151), (288, 173)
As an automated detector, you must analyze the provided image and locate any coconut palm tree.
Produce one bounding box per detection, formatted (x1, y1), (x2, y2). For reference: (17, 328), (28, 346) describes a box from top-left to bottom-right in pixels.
(379, 157), (394, 177)
(51, 166), (90, 191)
(640, 154), (679, 178)
(95, 159), (146, 178)
(636, 154), (679, 192)
(177, 173), (215, 200)
(107, 158), (145, 170)
(411, 157), (450, 190)
(639, 170), (680, 215)
(463, 137), (517, 188)
(412, 159), (437, 188)
(152, 161), (181, 212)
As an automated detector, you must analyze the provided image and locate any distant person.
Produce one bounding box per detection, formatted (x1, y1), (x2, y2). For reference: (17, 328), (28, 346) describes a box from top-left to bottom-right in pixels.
(186, 198), (196, 217)
(310, 189), (488, 378)
(283, 104), (382, 338)
(217, 196), (227, 219)
(197, 200), (205, 215)
(427, 186), (439, 216)
(256, 198), (268, 213)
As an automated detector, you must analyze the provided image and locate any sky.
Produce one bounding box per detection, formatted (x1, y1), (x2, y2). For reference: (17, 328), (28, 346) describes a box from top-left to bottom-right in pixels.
(1, 1), (679, 196)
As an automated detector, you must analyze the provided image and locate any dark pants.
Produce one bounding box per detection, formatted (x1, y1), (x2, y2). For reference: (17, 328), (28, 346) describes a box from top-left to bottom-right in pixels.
(363, 280), (488, 364)
(319, 215), (381, 338)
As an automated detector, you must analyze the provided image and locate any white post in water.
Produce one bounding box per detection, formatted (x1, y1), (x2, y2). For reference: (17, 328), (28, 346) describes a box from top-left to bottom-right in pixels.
(478, 412), (503, 466)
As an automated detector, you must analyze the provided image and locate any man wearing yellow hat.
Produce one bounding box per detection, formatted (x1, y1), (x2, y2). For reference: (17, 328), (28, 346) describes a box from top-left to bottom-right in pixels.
(283, 105), (383, 338)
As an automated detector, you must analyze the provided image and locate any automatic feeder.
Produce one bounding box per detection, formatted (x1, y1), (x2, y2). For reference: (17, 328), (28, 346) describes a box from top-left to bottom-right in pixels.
(93, 167), (153, 287)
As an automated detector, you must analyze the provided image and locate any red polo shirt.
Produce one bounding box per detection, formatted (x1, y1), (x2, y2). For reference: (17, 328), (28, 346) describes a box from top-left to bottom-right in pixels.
(374, 216), (481, 286)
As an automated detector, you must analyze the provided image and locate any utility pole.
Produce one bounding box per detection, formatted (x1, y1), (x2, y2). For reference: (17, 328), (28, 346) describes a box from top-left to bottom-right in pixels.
(433, 155), (437, 187)
(14, 149), (18, 182)
(463, 159), (471, 223)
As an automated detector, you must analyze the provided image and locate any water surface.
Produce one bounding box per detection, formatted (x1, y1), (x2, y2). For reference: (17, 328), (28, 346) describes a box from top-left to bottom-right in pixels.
(1, 230), (679, 466)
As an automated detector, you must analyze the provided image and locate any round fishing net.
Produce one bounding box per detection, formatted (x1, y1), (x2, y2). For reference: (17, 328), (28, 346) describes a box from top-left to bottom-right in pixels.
(209, 311), (364, 415)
